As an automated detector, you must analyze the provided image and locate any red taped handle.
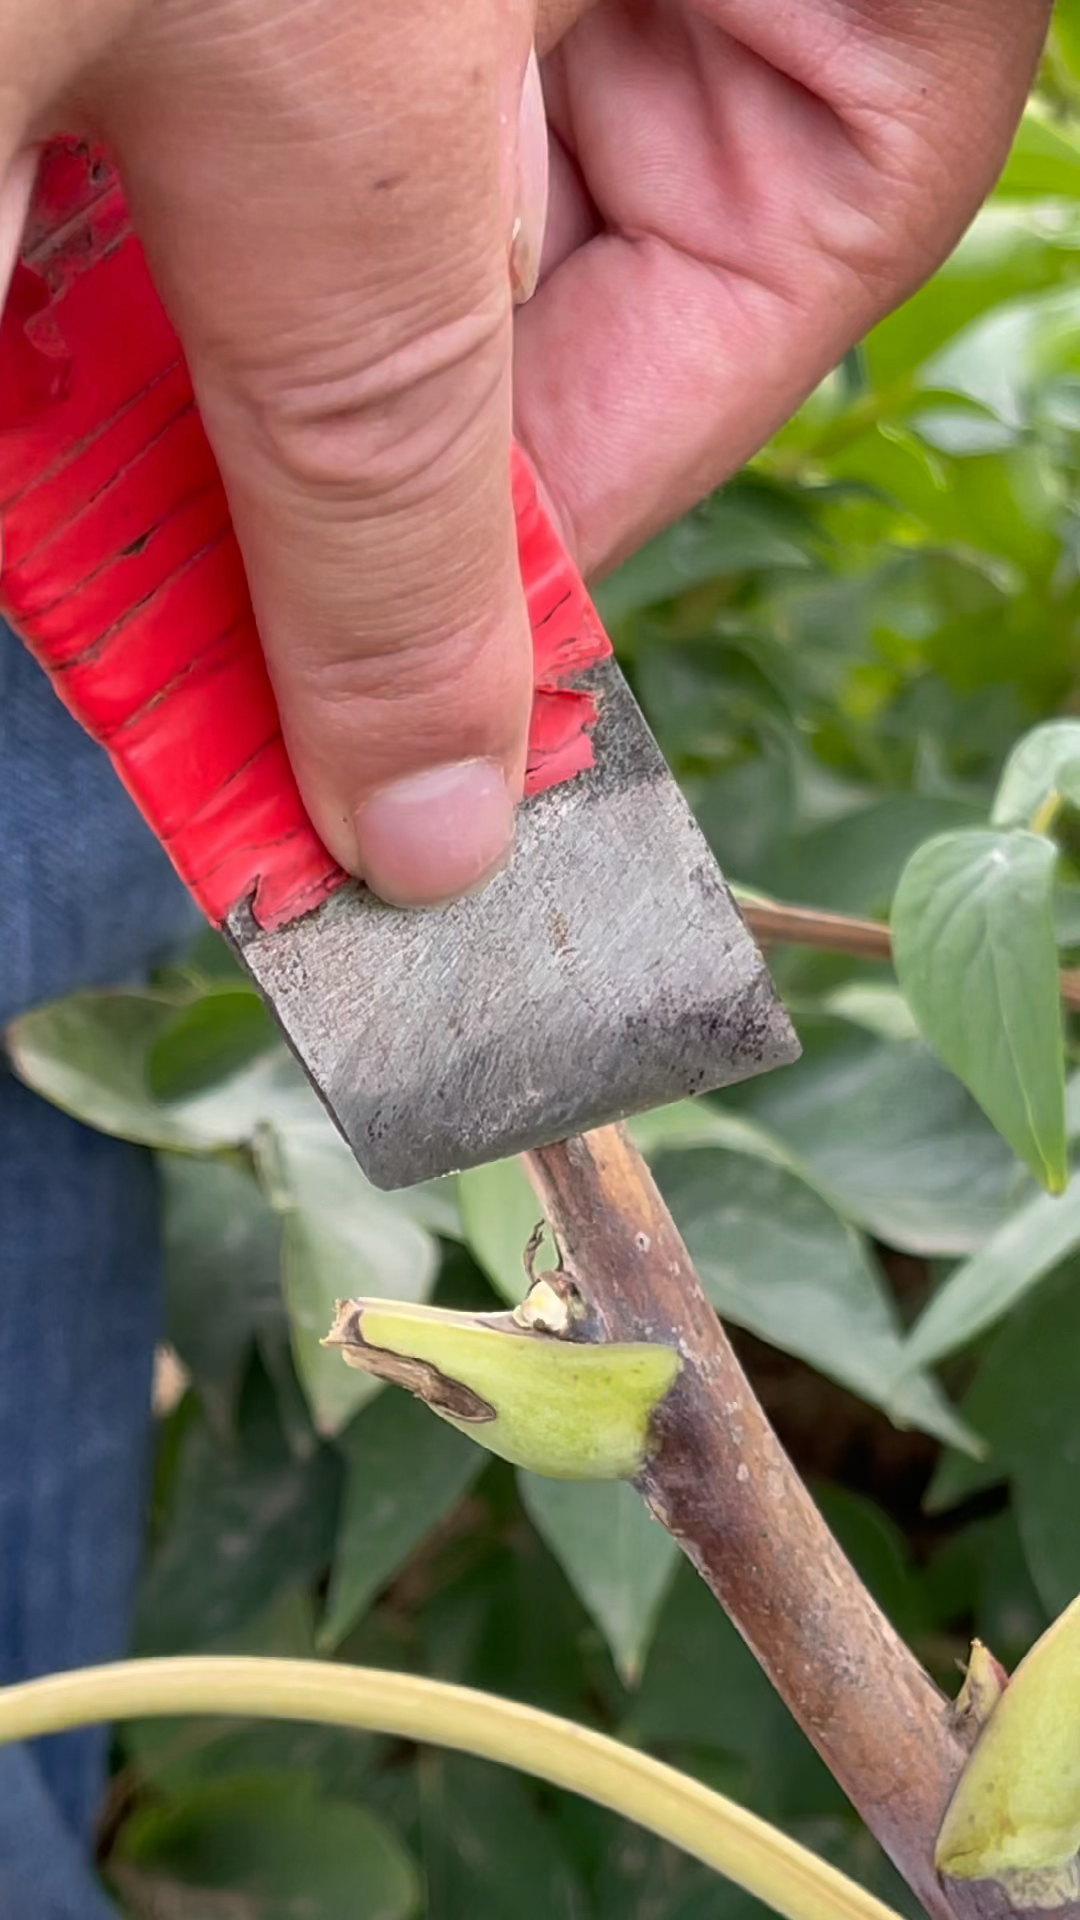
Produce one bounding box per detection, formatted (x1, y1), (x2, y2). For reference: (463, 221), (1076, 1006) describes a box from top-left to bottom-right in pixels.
(0, 140), (611, 930)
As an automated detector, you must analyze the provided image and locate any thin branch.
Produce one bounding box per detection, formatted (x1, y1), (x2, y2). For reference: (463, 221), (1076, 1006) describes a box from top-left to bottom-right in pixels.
(523, 1126), (1037, 1920)
(742, 899), (1080, 1011)
(0, 1656), (905, 1920)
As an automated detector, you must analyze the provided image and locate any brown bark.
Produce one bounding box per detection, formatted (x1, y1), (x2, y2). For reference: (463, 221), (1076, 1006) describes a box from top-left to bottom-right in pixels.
(523, 1124), (1051, 1920)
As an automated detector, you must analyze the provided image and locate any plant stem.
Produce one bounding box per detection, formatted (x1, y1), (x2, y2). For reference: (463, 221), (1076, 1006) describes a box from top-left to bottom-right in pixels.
(523, 1126), (1036, 1920)
(0, 1655), (900, 1920)
(741, 899), (1080, 1012)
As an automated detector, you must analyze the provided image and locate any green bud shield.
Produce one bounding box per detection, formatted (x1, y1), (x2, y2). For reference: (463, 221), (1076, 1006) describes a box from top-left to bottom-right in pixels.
(324, 1297), (681, 1481)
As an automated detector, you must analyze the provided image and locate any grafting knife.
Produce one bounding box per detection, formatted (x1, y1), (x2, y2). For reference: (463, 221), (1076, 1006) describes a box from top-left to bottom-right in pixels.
(0, 138), (799, 1190)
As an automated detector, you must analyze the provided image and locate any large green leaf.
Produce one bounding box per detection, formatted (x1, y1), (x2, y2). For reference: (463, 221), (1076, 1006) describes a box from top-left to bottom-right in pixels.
(901, 1171), (1080, 1370)
(927, 1261), (1080, 1617)
(627, 1561), (788, 1762)
(5, 987), (311, 1148)
(7, 984), (444, 1438)
(734, 1031), (1024, 1256)
(147, 988), (277, 1102)
(457, 1112), (808, 1306)
(922, 286), (1080, 438)
(408, 1497), (623, 1724)
(5, 991), (217, 1150)
(997, 105), (1080, 200)
(517, 1475), (679, 1685)
(255, 1120), (439, 1436)
(417, 1755), (587, 1920)
(892, 829), (1067, 1190)
(759, 795), (983, 918)
(817, 983), (920, 1043)
(167, 1046), (322, 1143)
(135, 1379), (342, 1656)
(865, 196), (1080, 387)
(121, 1592), (379, 1802)
(628, 1097), (801, 1169)
(654, 1147), (974, 1449)
(161, 1154), (284, 1431)
(111, 1774), (419, 1920)
(320, 1388), (484, 1649)
(813, 1488), (931, 1642)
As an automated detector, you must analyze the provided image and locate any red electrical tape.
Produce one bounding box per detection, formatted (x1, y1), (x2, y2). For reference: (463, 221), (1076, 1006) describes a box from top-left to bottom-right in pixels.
(0, 139), (612, 929)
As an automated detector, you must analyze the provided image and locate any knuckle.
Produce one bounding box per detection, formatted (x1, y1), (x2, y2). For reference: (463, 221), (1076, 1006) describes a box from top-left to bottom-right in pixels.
(251, 295), (511, 502)
(301, 627), (523, 746)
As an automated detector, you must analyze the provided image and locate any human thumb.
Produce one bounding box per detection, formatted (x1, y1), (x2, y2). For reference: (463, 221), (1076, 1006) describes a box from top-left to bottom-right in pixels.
(95, 0), (546, 905)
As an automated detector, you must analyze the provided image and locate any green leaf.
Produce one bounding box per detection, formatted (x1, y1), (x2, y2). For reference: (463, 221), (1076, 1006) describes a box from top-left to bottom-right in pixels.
(417, 1755), (587, 1920)
(865, 198), (1080, 387)
(738, 1031), (1026, 1256)
(628, 1098), (800, 1170)
(256, 1122), (439, 1437)
(4, 987), (316, 1150)
(121, 1590), (387, 1802)
(760, 795), (984, 918)
(593, 481), (817, 624)
(902, 1172), (1080, 1370)
(927, 1259), (1080, 1615)
(633, 634), (795, 777)
(694, 747), (796, 878)
(517, 1475), (679, 1685)
(627, 1562), (781, 1760)
(111, 1774), (419, 1920)
(818, 983), (921, 1043)
(931, 1512), (1051, 1686)
(892, 830), (1067, 1191)
(654, 1147), (974, 1449)
(120, 1591), (374, 1798)
(135, 1378), (342, 1656)
(167, 1046), (323, 1144)
(921, 285), (1080, 439)
(161, 1154), (284, 1431)
(813, 1488), (930, 1642)
(1052, 0), (1080, 87)
(320, 1388), (484, 1649)
(997, 105), (1080, 200)
(5, 990), (216, 1150)
(457, 1158), (548, 1305)
(592, 1822), (751, 1920)
(11, 988), (446, 1427)
(991, 719), (1080, 829)
(147, 988), (277, 1101)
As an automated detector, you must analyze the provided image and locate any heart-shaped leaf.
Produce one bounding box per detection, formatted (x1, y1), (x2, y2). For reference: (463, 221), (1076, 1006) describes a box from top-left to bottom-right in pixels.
(892, 830), (1067, 1191)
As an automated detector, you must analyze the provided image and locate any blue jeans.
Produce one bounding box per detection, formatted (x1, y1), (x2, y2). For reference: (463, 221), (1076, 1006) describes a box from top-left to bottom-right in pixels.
(0, 622), (198, 1916)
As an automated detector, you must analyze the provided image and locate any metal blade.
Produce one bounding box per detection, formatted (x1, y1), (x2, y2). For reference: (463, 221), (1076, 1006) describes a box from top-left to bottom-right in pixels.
(228, 660), (800, 1190)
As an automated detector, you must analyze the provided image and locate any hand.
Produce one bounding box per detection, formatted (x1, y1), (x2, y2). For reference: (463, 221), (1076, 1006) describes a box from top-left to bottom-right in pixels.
(0, 0), (1050, 906)
(519, 0), (1052, 576)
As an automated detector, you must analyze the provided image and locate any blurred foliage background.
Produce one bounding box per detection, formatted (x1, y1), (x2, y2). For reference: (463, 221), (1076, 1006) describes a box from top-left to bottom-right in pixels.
(13, 18), (1080, 1919)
